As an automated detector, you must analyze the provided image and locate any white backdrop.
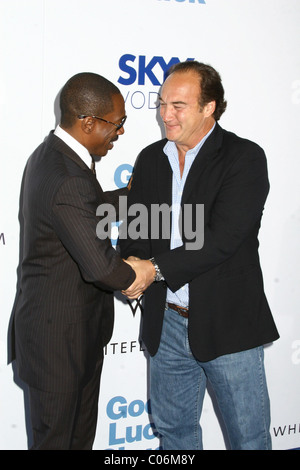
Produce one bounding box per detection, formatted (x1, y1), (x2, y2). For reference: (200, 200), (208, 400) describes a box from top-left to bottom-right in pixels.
(0, 0), (299, 451)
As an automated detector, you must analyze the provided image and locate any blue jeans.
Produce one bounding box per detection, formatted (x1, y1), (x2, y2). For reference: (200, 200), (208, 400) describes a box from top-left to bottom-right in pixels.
(150, 306), (272, 450)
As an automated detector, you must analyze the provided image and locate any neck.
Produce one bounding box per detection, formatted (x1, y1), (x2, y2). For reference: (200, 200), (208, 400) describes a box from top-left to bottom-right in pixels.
(176, 119), (215, 176)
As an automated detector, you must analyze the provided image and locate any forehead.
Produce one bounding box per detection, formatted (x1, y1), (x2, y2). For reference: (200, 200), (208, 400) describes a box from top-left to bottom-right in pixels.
(161, 71), (200, 103)
(104, 93), (125, 119)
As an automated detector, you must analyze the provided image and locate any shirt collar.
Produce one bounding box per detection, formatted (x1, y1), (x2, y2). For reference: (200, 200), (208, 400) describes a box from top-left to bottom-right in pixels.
(163, 122), (216, 159)
(54, 125), (92, 170)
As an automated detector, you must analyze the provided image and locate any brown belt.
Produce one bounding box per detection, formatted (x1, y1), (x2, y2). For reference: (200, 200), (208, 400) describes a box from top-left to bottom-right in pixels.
(167, 302), (189, 318)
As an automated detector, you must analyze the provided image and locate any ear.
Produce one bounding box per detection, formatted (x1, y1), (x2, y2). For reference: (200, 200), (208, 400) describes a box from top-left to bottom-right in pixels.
(80, 116), (95, 134)
(204, 101), (216, 118)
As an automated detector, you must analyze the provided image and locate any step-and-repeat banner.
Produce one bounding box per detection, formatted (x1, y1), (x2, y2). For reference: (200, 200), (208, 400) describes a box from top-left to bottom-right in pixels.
(1, 0), (299, 450)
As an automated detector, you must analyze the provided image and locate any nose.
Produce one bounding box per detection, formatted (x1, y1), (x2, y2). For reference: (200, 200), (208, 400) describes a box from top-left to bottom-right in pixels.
(117, 125), (125, 136)
(160, 104), (173, 123)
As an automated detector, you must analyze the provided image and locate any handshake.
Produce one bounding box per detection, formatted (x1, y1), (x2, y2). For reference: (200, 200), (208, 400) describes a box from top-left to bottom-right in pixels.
(122, 256), (156, 299)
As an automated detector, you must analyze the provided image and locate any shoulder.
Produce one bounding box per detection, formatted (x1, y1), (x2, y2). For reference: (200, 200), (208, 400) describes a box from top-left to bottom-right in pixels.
(25, 133), (94, 201)
(135, 138), (168, 168)
(131, 138), (168, 175)
(139, 138), (167, 159)
(221, 127), (265, 157)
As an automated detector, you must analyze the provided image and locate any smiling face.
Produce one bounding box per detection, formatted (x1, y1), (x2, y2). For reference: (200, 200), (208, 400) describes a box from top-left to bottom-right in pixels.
(159, 71), (216, 153)
(80, 93), (126, 158)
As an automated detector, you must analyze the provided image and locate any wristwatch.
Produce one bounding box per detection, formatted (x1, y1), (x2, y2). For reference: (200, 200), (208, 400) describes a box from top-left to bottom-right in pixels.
(149, 257), (164, 282)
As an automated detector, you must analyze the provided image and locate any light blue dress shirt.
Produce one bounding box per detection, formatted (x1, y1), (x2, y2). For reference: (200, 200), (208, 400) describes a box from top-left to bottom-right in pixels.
(163, 124), (215, 308)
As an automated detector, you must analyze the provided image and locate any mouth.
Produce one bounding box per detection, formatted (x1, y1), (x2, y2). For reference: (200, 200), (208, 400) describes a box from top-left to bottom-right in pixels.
(109, 136), (119, 149)
(165, 122), (179, 131)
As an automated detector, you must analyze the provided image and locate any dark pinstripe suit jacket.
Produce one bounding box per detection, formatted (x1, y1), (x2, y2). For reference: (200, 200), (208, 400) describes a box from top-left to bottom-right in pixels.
(10, 132), (135, 393)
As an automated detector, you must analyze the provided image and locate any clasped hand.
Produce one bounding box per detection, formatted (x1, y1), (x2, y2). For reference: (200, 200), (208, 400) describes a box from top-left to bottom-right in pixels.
(122, 256), (155, 299)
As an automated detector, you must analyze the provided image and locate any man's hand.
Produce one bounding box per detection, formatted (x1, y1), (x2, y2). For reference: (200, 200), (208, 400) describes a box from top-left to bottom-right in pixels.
(122, 258), (155, 299)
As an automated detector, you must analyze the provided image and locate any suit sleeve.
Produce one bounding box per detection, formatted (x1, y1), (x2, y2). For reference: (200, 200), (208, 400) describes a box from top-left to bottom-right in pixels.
(51, 176), (136, 291)
(156, 144), (270, 292)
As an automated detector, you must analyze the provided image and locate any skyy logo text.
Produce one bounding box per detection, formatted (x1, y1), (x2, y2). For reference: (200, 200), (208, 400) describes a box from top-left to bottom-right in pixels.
(118, 55), (194, 86)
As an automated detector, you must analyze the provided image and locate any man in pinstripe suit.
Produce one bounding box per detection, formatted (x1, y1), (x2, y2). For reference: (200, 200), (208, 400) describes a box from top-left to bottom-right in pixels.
(9, 73), (155, 450)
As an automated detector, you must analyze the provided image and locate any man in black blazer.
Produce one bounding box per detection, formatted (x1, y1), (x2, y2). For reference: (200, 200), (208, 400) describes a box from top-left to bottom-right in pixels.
(9, 72), (153, 450)
(120, 62), (279, 450)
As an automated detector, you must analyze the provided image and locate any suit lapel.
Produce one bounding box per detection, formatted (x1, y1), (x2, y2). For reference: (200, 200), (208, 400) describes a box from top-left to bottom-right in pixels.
(181, 123), (223, 205)
(157, 143), (173, 207)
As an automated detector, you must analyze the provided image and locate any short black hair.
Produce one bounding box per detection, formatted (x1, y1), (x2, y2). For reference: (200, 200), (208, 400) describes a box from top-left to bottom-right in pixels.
(60, 72), (121, 128)
(167, 61), (227, 121)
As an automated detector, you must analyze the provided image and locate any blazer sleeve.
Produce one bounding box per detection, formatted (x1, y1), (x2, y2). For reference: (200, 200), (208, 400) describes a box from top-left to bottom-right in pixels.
(51, 175), (136, 291)
(156, 143), (270, 292)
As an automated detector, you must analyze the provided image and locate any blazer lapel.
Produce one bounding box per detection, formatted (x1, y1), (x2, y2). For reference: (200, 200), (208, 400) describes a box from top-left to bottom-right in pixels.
(157, 143), (173, 207)
(181, 123), (223, 205)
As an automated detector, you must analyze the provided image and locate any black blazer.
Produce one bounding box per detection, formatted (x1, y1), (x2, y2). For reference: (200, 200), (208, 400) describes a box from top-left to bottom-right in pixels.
(10, 132), (135, 392)
(120, 123), (279, 361)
